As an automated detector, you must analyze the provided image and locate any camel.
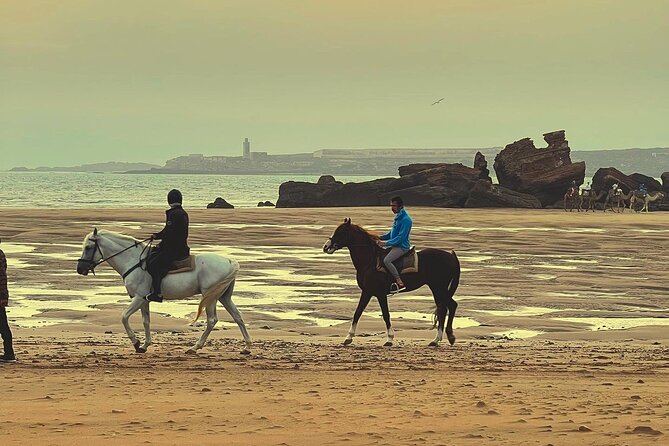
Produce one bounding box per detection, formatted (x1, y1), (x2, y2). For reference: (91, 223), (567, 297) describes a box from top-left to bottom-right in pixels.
(604, 189), (632, 213)
(564, 188), (580, 212)
(629, 191), (666, 213)
(579, 189), (606, 212)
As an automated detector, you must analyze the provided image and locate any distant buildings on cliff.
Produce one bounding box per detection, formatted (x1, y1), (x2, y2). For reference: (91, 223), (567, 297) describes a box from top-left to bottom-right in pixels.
(161, 138), (501, 174)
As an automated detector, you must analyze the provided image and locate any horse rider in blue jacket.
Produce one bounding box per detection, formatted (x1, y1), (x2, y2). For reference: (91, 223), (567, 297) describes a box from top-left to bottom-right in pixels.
(376, 196), (413, 294)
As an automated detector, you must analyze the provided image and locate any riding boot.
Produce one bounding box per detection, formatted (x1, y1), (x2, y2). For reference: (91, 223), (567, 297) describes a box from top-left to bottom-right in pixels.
(145, 273), (164, 303)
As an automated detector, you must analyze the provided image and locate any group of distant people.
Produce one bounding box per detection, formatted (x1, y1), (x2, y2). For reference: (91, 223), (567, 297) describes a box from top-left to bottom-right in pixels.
(0, 189), (414, 363)
(572, 180), (648, 197)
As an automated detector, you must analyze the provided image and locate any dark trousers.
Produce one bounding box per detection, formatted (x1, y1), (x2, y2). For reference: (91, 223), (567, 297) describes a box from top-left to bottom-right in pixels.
(146, 250), (172, 295)
(0, 306), (14, 357)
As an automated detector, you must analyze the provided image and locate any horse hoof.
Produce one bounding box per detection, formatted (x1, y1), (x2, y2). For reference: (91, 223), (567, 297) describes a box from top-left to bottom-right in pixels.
(383, 341), (393, 347)
(343, 338), (353, 346)
(185, 348), (198, 355)
(240, 349), (251, 355)
(133, 341), (145, 353)
(447, 335), (456, 346)
(428, 341), (438, 347)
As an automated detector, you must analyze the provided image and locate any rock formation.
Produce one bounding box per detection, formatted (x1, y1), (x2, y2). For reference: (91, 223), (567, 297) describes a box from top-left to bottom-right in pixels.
(257, 201), (276, 207)
(493, 130), (585, 207)
(663, 172), (669, 193)
(207, 197), (235, 209)
(474, 152), (492, 183)
(628, 173), (662, 192)
(278, 152), (505, 208)
(464, 181), (542, 208)
(591, 168), (638, 193)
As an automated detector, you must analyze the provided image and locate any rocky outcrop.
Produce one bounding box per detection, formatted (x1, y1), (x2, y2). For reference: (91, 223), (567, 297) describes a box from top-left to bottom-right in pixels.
(474, 152), (492, 183)
(629, 173), (662, 192)
(207, 197), (234, 209)
(493, 130), (586, 207)
(277, 158), (488, 208)
(276, 176), (395, 207)
(591, 168), (638, 193)
(663, 172), (669, 193)
(257, 201), (275, 207)
(464, 180), (542, 208)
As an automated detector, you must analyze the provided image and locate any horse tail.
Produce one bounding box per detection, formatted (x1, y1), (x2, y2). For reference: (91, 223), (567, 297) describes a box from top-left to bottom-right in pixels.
(432, 250), (461, 329)
(447, 250), (461, 299)
(191, 260), (239, 325)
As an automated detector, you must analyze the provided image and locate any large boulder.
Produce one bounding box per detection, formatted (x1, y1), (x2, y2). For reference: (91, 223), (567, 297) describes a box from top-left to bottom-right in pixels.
(276, 162), (484, 208)
(207, 197), (234, 209)
(464, 180), (542, 208)
(663, 172), (669, 193)
(321, 178), (396, 206)
(276, 176), (344, 207)
(629, 173), (662, 192)
(591, 167), (638, 193)
(474, 151), (492, 183)
(493, 130), (586, 207)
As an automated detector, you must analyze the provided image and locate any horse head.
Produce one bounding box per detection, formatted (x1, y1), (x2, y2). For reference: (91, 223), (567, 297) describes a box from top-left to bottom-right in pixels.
(323, 218), (352, 254)
(77, 227), (103, 275)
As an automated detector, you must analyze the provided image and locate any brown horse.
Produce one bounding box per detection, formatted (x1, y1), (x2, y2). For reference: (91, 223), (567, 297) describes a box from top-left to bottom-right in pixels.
(323, 218), (460, 347)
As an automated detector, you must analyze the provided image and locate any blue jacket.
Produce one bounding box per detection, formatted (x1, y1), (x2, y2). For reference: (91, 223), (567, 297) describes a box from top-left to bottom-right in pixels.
(379, 208), (412, 249)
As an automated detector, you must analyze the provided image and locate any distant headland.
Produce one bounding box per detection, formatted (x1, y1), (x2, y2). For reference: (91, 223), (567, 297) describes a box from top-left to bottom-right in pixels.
(10, 161), (160, 173)
(9, 137), (669, 177)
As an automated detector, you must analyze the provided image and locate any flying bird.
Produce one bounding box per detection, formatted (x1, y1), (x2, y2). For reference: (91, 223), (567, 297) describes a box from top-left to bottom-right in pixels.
(431, 98), (445, 106)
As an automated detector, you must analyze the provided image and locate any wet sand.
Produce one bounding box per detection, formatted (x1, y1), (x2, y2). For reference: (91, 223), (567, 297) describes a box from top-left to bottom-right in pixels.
(1, 207), (668, 445)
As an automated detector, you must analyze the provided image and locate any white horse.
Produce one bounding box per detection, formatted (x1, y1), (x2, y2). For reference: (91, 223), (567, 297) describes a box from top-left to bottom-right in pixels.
(76, 229), (251, 354)
(629, 191), (665, 212)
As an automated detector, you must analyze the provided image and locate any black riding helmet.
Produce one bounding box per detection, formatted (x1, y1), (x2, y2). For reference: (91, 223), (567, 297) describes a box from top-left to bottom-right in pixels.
(167, 189), (183, 205)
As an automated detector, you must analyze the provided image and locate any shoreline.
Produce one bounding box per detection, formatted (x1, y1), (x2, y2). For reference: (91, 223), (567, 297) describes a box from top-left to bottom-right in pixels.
(1, 207), (668, 445)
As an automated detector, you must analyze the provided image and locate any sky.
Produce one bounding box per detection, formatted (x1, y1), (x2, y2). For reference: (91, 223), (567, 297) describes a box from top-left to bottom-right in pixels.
(1, 0), (668, 169)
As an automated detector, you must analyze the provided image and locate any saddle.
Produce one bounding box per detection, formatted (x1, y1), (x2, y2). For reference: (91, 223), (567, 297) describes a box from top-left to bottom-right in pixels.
(376, 247), (419, 275)
(582, 190), (591, 197)
(167, 255), (196, 274)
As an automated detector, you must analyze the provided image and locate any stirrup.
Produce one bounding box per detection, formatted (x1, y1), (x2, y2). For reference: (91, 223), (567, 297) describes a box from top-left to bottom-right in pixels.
(389, 283), (406, 295)
(144, 292), (163, 303)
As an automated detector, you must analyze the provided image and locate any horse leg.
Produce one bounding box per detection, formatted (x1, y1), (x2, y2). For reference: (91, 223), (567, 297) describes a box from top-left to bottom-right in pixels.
(344, 291), (372, 345)
(428, 303), (447, 347)
(219, 281), (252, 355)
(121, 295), (147, 353)
(445, 298), (458, 345)
(187, 302), (218, 354)
(139, 302), (152, 352)
(377, 294), (394, 347)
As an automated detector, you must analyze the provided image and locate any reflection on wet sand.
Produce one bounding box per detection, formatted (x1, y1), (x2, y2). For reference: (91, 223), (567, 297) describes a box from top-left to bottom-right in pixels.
(3, 207), (668, 341)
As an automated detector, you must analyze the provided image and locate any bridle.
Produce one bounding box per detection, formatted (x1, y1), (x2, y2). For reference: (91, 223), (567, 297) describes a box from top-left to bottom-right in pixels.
(78, 234), (152, 277)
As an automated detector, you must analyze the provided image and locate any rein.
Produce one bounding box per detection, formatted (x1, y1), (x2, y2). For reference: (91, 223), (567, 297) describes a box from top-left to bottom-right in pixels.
(79, 236), (153, 277)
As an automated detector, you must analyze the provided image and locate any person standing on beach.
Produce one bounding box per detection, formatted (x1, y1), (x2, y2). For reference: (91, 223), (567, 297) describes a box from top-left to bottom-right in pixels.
(145, 189), (190, 303)
(0, 238), (16, 362)
(376, 196), (412, 294)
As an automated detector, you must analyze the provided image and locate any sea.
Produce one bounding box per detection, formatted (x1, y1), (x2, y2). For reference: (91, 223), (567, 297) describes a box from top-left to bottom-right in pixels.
(0, 172), (388, 208)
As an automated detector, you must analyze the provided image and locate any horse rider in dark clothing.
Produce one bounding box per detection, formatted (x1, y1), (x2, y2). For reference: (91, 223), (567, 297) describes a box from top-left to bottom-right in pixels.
(145, 189), (190, 303)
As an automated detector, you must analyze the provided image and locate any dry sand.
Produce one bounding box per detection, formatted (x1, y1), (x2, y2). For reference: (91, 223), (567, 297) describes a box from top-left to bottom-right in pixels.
(0, 207), (668, 445)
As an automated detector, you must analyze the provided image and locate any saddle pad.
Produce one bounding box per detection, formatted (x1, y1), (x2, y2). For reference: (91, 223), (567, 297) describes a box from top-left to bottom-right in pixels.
(167, 255), (195, 274)
(376, 247), (419, 275)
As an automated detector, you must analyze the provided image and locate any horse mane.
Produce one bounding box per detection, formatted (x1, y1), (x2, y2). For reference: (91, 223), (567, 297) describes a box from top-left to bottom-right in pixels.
(84, 229), (142, 248)
(349, 224), (380, 241)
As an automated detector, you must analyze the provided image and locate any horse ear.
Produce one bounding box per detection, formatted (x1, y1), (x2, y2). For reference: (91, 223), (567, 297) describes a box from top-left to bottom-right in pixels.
(344, 217), (351, 225)
(93, 228), (98, 236)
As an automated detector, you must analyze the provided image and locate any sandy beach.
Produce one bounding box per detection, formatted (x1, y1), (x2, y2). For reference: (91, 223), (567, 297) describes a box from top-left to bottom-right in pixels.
(1, 207), (668, 445)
